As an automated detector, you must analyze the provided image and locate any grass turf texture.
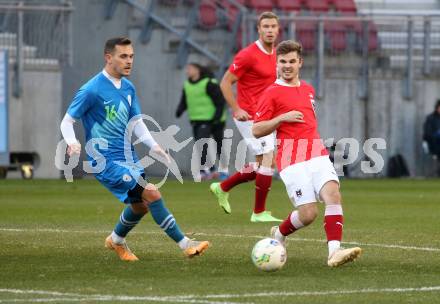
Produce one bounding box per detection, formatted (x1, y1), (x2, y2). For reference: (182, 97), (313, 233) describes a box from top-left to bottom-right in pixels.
(0, 179), (439, 303)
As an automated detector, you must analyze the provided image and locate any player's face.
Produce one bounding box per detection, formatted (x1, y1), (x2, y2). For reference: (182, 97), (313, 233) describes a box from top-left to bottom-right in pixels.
(258, 18), (279, 45)
(277, 52), (302, 82)
(105, 44), (134, 78)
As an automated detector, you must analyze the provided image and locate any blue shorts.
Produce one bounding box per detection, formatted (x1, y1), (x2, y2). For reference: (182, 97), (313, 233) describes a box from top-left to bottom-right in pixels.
(95, 161), (145, 204)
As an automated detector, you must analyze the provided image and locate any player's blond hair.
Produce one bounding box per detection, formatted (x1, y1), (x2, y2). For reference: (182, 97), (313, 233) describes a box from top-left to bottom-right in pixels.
(276, 40), (303, 57)
(257, 11), (279, 26)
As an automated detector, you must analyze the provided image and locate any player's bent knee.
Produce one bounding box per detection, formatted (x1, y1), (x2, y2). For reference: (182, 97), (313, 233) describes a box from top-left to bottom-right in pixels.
(320, 181), (342, 204)
(142, 184), (162, 203)
(302, 211), (318, 225)
(322, 190), (342, 204)
(298, 205), (318, 225)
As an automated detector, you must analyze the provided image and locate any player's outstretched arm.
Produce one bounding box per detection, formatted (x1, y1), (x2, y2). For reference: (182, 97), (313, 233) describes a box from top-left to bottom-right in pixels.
(133, 119), (170, 163)
(252, 111), (304, 138)
(60, 113), (81, 156)
(220, 70), (250, 121)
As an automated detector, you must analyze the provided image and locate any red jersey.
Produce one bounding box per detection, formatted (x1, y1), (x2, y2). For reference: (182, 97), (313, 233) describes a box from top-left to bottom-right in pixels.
(255, 79), (328, 171)
(228, 41), (277, 118)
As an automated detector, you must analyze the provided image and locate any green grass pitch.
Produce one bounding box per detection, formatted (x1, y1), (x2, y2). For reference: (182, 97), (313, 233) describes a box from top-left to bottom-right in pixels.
(0, 178), (439, 303)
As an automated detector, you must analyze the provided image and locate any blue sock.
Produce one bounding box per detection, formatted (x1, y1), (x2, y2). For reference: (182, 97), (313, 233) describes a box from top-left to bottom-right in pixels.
(148, 198), (185, 243)
(114, 206), (145, 238)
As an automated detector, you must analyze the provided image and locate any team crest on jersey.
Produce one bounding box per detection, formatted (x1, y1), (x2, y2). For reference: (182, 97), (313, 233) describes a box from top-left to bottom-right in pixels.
(122, 174), (132, 182)
(127, 95), (132, 106)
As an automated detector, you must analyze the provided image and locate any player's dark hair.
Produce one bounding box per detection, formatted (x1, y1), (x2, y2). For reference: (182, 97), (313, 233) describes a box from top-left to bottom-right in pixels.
(257, 11), (279, 26)
(276, 40), (303, 58)
(104, 37), (132, 54)
(188, 62), (214, 79)
(435, 99), (440, 112)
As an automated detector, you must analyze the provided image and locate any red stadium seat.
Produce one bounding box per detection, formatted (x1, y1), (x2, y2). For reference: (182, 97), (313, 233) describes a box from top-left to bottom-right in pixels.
(296, 21), (317, 52)
(368, 23), (378, 51)
(331, 0), (357, 12)
(277, 0), (301, 12)
(248, 0), (274, 13)
(325, 22), (346, 52)
(199, 0), (218, 29)
(342, 21), (361, 32)
(353, 21), (378, 51)
(306, 0), (330, 13)
(222, 2), (240, 31)
(234, 0), (249, 6)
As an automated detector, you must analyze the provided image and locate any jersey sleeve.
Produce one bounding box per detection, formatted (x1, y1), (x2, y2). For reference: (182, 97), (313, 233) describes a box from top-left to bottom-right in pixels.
(228, 49), (252, 79)
(255, 90), (274, 122)
(129, 90), (142, 119)
(67, 87), (93, 119)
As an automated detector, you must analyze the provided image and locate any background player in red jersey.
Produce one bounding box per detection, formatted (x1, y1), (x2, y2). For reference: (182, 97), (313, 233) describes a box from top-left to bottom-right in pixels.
(253, 40), (362, 267)
(210, 12), (281, 222)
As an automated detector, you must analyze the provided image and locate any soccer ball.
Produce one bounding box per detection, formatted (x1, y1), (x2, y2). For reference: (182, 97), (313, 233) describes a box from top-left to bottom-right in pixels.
(251, 238), (286, 272)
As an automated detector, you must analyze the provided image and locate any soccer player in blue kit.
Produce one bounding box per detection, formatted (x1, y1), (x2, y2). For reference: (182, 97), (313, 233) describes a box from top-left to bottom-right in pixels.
(60, 37), (209, 261)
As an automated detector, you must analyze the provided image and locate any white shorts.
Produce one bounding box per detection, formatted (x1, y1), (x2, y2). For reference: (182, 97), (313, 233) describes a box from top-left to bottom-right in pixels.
(279, 156), (339, 207)
(233, 118), (275, 155)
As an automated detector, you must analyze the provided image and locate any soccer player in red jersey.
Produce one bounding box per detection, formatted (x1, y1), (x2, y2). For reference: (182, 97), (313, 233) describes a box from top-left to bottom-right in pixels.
(253, 40), (362, 267)
(210, 12), (281, 222)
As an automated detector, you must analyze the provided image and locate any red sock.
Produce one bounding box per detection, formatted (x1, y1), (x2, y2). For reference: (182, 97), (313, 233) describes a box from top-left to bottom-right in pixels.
(324, 214), (344, 241)
(279, 211), (304, 236)
(220, 164), (257, 192)
(254, 171), (273, 213)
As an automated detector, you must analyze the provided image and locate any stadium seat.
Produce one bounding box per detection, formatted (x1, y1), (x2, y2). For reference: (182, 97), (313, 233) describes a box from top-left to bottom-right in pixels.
(306, 0), (330, 13)
(276, 0), (301, 12)
(248, 0), (274, 13)
(368, 23), (378, 51)
(341, 18), (360, 36)
(296, 21), (317, 52)
(353, 21), (378, 51)
(233, 0), (249, 7)
(221, 1), (240, 31)
(199, 0), (218, 29)
(331, 0), (357, 13)
(325, 22), (346, 52)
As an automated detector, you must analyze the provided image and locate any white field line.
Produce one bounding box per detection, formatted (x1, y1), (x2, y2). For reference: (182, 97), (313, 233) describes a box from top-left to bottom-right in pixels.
(0, 298), (87, 303)
(0, 289), (82, 297)
(1, 286), (440, 303)
(0, 289), (247, 304)
(0, 299), (246, 304)
(192, 232), (440, 253)
(192, 286), (440, 299)
(1, 227), (439, 253)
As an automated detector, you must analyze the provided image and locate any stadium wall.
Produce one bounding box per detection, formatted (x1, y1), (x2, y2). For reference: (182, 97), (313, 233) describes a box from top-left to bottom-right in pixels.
(8, 66), (62, 178)
(311, 71), (440, 177)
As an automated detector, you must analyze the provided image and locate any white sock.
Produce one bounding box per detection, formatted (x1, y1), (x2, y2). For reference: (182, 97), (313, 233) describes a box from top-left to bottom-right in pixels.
(111, 231), (125, 244)
(328, 240), (341, 257)
(274, 227), (286, 243)
(178, 236), (190, 250)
